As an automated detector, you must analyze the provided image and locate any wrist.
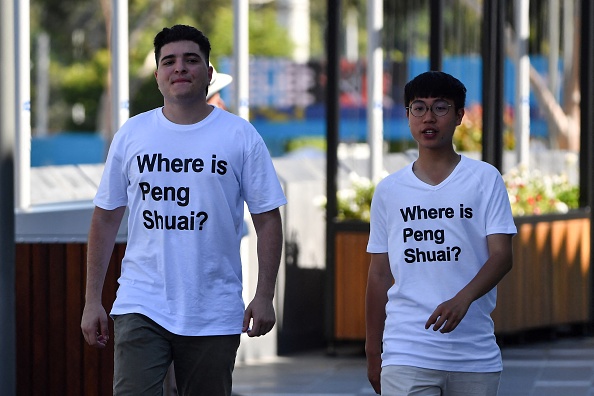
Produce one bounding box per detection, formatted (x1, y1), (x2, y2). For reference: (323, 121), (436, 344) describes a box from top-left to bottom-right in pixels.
(254, 291), (275, 301)
(365, 343), (382, 356)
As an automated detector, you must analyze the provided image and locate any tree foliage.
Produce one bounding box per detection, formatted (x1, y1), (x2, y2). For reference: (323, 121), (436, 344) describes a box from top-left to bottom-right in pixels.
(30, 0), (296, 133)
(29, 0), (581, 152)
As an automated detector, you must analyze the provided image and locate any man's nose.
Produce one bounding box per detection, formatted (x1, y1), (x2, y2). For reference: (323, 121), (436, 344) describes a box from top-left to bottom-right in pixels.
(422, 108), (437, 121)
(174, 60), (187, 73)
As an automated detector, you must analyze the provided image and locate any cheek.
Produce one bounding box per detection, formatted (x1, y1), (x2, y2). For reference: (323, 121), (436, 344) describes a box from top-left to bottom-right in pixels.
(155, 75), (168, 89)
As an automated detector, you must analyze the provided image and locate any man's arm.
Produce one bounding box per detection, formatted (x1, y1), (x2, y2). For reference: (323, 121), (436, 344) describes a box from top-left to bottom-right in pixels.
(425, 233), (514, 333)
(81, 206), (126, 348)
(243, 208), (283, 337)
(365, 252), (393, 395)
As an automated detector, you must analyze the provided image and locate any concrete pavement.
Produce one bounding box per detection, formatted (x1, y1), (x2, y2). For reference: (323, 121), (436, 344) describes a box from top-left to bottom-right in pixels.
(231, 334), (594, 396)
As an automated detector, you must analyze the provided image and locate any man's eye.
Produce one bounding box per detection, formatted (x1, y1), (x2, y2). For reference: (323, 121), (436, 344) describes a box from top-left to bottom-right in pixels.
(435, 105), (448, 111)
(412, 105), (425, 111)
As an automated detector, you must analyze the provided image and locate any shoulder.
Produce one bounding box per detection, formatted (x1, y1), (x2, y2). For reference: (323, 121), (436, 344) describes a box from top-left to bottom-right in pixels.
(116, 109), (158, 135)
(211, 106), (250, 125)
(128, 108), (158, 124)
(457, 156), (508, 199)
(108, 110), (160, 153)
(372, 166), (413, 204)
(459, 155), (503, 181)
(460, 155), (499, 173)
(211, 107), (261, 136)
(377, 164), (412, 189)
(212, 108), (269, 154)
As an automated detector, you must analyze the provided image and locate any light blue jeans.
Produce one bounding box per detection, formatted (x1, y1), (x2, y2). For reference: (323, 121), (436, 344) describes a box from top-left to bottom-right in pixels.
(113, 313), (240, 396)
(381, 365), (501, 396)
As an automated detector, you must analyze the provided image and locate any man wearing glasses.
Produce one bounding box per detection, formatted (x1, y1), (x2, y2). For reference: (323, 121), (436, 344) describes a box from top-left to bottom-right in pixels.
(365, 71), (516, 396)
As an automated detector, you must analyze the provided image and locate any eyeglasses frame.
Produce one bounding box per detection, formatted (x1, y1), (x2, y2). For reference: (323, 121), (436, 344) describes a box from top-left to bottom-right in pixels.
(406, 99), (453, 117)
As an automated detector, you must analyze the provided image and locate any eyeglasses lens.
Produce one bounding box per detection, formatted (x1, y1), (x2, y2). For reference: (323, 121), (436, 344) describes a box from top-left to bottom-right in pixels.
(409, 100), (451, 117)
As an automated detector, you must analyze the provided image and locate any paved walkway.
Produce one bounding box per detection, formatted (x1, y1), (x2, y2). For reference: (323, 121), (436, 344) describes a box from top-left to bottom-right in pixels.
(231, 335), (594, 396)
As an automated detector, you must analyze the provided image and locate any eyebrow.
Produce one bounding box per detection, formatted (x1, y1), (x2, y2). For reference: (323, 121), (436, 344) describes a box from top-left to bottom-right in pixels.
(411, 98), (449, 103)
(159, 52), (202, 64)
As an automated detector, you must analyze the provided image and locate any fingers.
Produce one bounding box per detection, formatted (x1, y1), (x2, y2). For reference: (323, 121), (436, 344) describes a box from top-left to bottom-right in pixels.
(95, 332), (109, 348)
(95, 324), (110, 348)
(372, 381), (381, 395)
(367, 374), (382, 395)
(82, 321), (109, 348)
(367, 375), (381, 395)
(243, 298), (276, 337)
(425, 312), (439, 330)
(82, 325), (98, 347)
(81, 305), (109, 348)
(242, 308), (252, 334)
(367, 358), (382, 394)
(246, 316), (275, 337)
(425, 312), (451, 332)
(99, 320), (110, 346)
(81, 319), (97, 345)
(425, 304), (464, 333)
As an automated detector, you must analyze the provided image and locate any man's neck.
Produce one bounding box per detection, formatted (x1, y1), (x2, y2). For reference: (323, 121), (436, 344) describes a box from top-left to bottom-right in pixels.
(162, 101), (213, 125)
(413, 150), (461, 186)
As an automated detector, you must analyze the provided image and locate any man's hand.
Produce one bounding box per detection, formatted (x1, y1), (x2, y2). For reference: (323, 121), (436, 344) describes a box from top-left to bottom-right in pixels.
(81, 302), (110, 348)
(81, 206), (125, 348)
(366, 351), (382, 394)
(242, 295), (275, 337)
(425, 293), (472, 333)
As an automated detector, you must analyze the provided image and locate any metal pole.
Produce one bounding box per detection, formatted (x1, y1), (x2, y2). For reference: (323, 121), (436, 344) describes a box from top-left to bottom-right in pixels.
(15, 0), (31, 210)
(367, 0), (384, 182)
(580, 0), (594, 210)
(430, 0), (443, 71)
(234, 0), (250, 120)
(481, 0), (505, 171)
(0, 0), (17, 393)
(111, 0), (130, 135)
(548, 0), (560, 95)
(562, 0), (574, 107)
(514, 0), (530, 167)
(325, 0), (340, 348)
(578, 0), (594, 325)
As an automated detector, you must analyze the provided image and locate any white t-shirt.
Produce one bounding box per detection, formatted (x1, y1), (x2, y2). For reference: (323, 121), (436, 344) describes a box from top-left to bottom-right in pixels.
(367, 155), (516, 372)
(94, 106), (287, 336)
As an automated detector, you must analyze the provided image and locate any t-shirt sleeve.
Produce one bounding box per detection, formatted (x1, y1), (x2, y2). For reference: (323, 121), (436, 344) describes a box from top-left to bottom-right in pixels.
(367, 180), (389, 253)
(241, 136), (287, 214)
(93, 131), (129, 210)
(485, 172), (517, 236)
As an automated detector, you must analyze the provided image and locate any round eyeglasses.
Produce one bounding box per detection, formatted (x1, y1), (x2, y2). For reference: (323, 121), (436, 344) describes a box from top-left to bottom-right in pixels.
(406, 99), (452, 117)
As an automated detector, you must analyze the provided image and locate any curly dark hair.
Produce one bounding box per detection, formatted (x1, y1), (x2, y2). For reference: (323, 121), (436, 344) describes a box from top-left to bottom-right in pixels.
(153, 25), (211, 69)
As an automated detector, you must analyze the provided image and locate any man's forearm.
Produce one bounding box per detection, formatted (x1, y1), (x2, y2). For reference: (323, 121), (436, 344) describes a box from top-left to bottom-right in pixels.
(366, 279), (388, 355)
(85, 206), (125, 303)
(366, 254), (392, 355)
(251, 209), (283, 299)
(456, 234), (514, 304)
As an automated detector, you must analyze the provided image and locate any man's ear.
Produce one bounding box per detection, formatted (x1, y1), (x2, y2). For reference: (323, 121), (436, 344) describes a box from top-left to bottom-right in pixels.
(456, 108), (465, 125)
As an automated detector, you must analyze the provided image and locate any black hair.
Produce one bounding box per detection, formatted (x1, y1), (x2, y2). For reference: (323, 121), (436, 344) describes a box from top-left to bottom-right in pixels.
(153, 25), (211, 68)
(404, 71), (467, 110)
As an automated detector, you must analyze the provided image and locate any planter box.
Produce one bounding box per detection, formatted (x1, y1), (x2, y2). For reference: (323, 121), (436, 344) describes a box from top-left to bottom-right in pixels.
(492, 211), (591, 334)
(334, 211), (591, 340)
(334, 221), (370, 340)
